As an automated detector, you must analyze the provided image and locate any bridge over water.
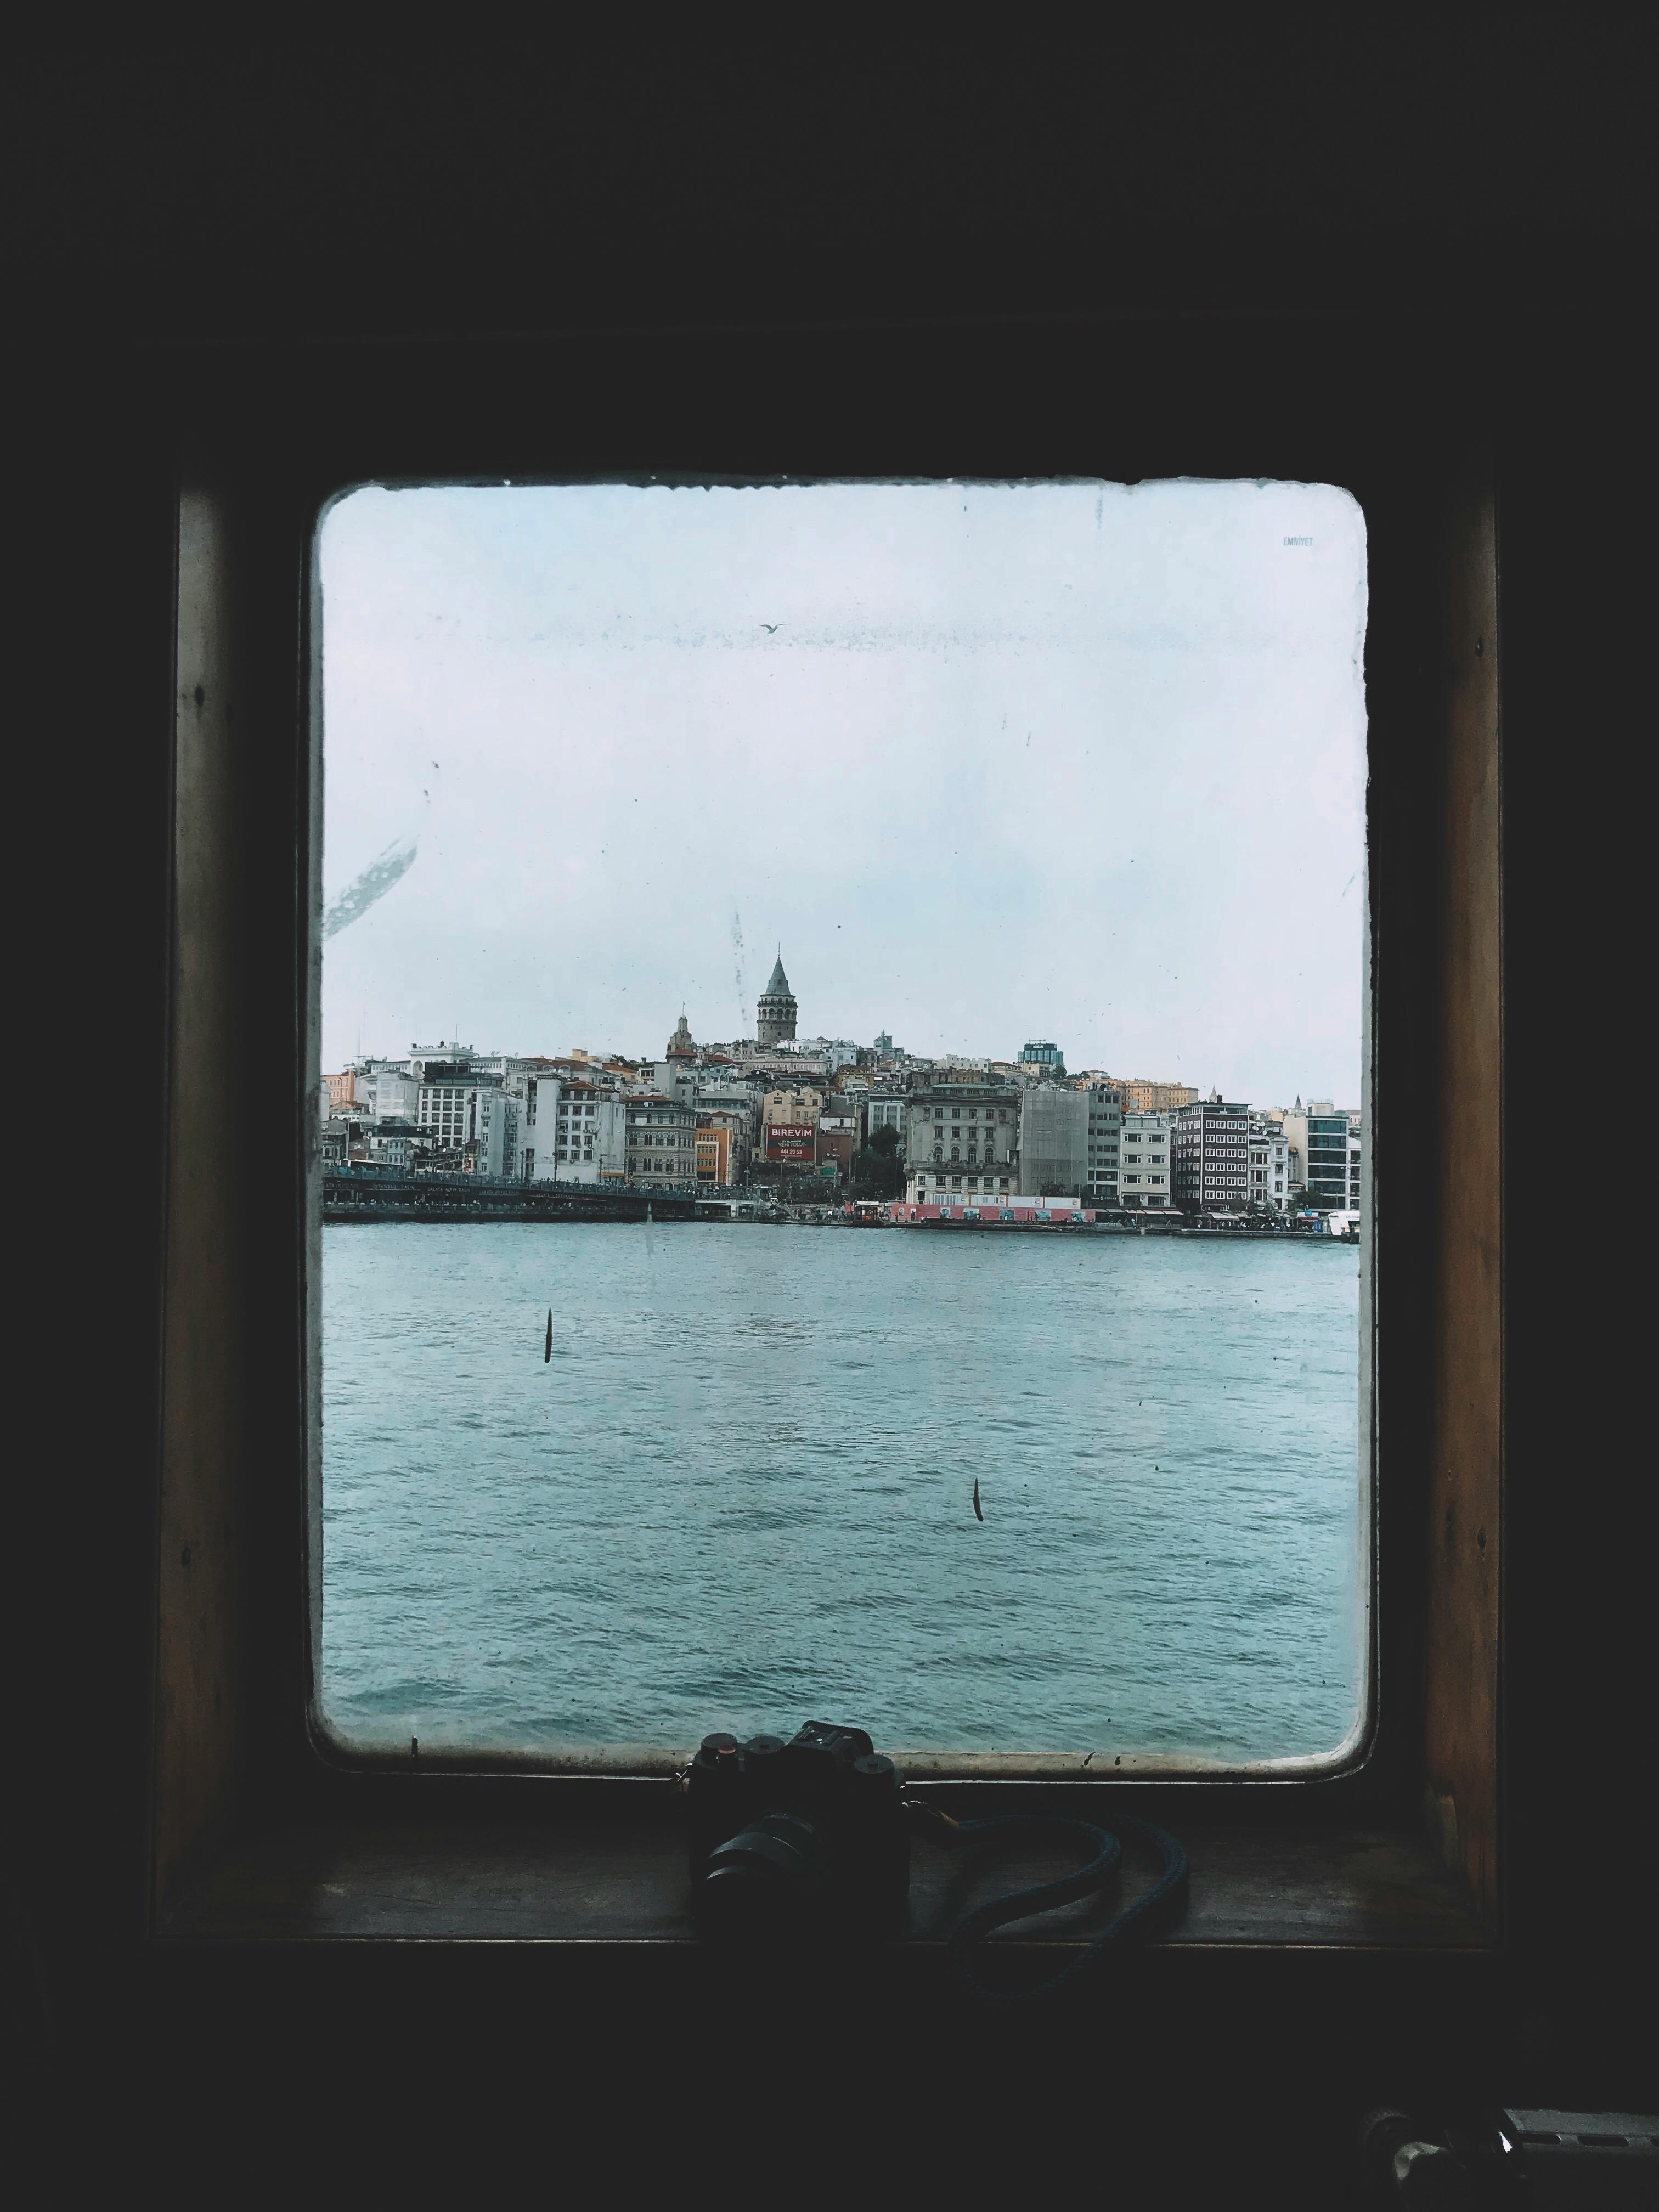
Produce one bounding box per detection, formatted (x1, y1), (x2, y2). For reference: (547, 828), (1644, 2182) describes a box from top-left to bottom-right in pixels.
(322, 1171), (746, 1225)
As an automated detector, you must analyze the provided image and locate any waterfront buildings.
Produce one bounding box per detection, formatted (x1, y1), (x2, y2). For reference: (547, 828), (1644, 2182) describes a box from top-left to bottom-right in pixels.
(755, 955), (799, 1046)
(1172, 1097), (1251, 1211)
(1119, 1111), (1173, 1206)
(323, 984), (1359, 1214)
(1019, 1085), (1089, 1198)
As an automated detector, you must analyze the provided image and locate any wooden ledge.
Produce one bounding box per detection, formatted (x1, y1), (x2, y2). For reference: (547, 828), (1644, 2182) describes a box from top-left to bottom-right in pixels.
(159, 1819), (1487, 1950)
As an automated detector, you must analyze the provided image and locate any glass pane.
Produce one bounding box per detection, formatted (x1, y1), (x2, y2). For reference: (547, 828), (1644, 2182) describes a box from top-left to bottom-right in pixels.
(315, 478), (1368, 1769)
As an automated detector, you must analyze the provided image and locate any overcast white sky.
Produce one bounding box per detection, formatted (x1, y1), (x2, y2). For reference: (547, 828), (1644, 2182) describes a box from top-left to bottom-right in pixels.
(319, 479), (1366, 1106)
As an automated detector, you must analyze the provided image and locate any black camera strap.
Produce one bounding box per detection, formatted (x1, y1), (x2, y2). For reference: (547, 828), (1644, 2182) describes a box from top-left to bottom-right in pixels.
(906, 1802), (1189, 2004)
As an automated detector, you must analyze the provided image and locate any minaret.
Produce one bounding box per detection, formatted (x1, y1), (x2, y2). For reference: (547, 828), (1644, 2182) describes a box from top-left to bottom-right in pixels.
(755, 951), (798, 1045)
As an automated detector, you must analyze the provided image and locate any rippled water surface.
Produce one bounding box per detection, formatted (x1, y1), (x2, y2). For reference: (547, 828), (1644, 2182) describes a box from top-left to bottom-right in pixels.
(320, 1223), (1364, 1762)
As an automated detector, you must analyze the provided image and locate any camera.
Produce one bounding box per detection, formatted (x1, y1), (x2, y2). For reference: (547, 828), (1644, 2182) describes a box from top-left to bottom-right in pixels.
(686, 1720), (909, 1943)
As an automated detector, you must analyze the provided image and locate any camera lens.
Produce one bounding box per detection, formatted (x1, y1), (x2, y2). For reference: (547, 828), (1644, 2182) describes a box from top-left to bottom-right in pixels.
(695, 1812), (821, 1944)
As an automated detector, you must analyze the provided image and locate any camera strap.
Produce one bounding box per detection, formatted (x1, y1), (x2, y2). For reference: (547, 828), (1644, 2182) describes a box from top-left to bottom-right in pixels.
(905, 1801), (1189, 2004)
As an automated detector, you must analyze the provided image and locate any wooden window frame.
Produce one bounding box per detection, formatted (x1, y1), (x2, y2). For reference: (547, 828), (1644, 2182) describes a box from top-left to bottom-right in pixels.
(152, 321), (1500, 1959)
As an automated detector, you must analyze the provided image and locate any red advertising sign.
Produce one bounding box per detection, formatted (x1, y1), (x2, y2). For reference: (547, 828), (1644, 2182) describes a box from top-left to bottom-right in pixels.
(764, 1122), (817, 1163)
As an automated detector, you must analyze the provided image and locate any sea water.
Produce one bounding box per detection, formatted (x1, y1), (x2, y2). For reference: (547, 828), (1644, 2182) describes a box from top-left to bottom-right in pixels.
(319, 1223), (1363, 1762)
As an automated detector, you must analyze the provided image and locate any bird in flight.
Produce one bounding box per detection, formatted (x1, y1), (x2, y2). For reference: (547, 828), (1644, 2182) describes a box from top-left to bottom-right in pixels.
(760, 623), (780, 634)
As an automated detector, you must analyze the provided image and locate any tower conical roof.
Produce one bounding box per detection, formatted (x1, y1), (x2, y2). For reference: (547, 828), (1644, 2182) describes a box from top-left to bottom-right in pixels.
(763, 955), (792, 996)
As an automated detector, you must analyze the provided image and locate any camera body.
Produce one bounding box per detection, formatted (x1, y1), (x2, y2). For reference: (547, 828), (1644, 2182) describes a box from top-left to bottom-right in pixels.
(686, 1720), (909, 1942)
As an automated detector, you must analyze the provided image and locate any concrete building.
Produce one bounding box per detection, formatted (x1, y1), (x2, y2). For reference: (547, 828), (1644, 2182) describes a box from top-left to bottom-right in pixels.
(1304, 1104), (1352, 1212)
(1084, 1083), (1123, 1206)
(639, 1060), (700, 1109)
(366, 1120), (417, 1169)
(903, 1081), (1018, 1205)
(1018, 1040), (1066, 1077)
(1172, 1097), (1252, 1211)
(816, 1110), (856, 1183)
(416, 1065), (511, 1174)
(756, 954), (798, 1046)
(362, 1066), (420, 1122)
(1118, 1111), (1174, 1206)
(665, 1014), (696, 1060)
(324, 1071), (357, 1109)
(408, 1040), (475, 1079)
(865, 1094), (906, 1143)
(762, 1084), (823, 1133)
(626, 1094), (697, 1184)
(1018, 1085), (1089, 1196)
(544, 1080), (625, 1183)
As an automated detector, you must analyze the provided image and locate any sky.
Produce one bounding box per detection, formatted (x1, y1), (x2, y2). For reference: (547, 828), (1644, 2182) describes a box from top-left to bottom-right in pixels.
(319, 478), (1367, 1107)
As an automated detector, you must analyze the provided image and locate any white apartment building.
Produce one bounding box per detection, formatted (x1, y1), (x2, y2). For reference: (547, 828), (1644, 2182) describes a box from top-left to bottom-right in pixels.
(1117, 1112), (1174, 1206)
(515, 1075), (627, 1184)
(416, 1069), (512, 1175)
(1249, 1116), (1290, 1210)
(360, 1066), (420, 1121)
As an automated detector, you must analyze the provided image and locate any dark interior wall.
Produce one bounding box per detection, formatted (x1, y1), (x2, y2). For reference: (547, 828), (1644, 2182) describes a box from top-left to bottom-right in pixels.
(10, 22), (1652, 2187)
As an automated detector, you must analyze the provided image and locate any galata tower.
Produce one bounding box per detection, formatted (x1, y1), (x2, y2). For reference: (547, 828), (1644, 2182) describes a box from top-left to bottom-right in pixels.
(756, 952), (798, 1046)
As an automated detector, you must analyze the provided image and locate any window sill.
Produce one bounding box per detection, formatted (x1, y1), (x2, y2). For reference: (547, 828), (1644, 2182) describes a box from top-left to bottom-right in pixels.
(157, 1818), (1489, 1951)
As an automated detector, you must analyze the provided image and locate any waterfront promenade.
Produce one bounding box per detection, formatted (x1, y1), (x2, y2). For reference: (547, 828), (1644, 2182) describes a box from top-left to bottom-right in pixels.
(321, 1170), (1342, 1234)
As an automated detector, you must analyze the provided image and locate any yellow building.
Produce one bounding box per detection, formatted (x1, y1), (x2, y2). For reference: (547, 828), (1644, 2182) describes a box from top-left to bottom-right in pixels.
(1116, 1079), (1198, 1114)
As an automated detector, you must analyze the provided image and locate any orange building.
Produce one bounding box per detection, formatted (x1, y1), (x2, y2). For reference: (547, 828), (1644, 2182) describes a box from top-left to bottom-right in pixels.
(695, 1125), (733, 1186)
(325, 1070), (357, 1108)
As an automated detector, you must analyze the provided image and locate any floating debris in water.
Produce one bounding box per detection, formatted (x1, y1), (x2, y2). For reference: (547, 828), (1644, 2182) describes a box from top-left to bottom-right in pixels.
(972, 1477), (984, 1523)
(544, 1309), (552, 1363)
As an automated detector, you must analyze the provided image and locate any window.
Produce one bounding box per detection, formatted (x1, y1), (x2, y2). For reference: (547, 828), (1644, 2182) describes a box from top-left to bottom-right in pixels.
(310, 472), (1373, 1782)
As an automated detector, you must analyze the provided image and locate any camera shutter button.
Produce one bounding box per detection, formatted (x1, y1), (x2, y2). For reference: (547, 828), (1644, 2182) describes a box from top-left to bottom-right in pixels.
(853, 1753), (899, 1793)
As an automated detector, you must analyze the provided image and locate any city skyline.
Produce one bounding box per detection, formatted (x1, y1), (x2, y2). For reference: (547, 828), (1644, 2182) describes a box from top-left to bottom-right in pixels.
(321, 478), (1367, 1102)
